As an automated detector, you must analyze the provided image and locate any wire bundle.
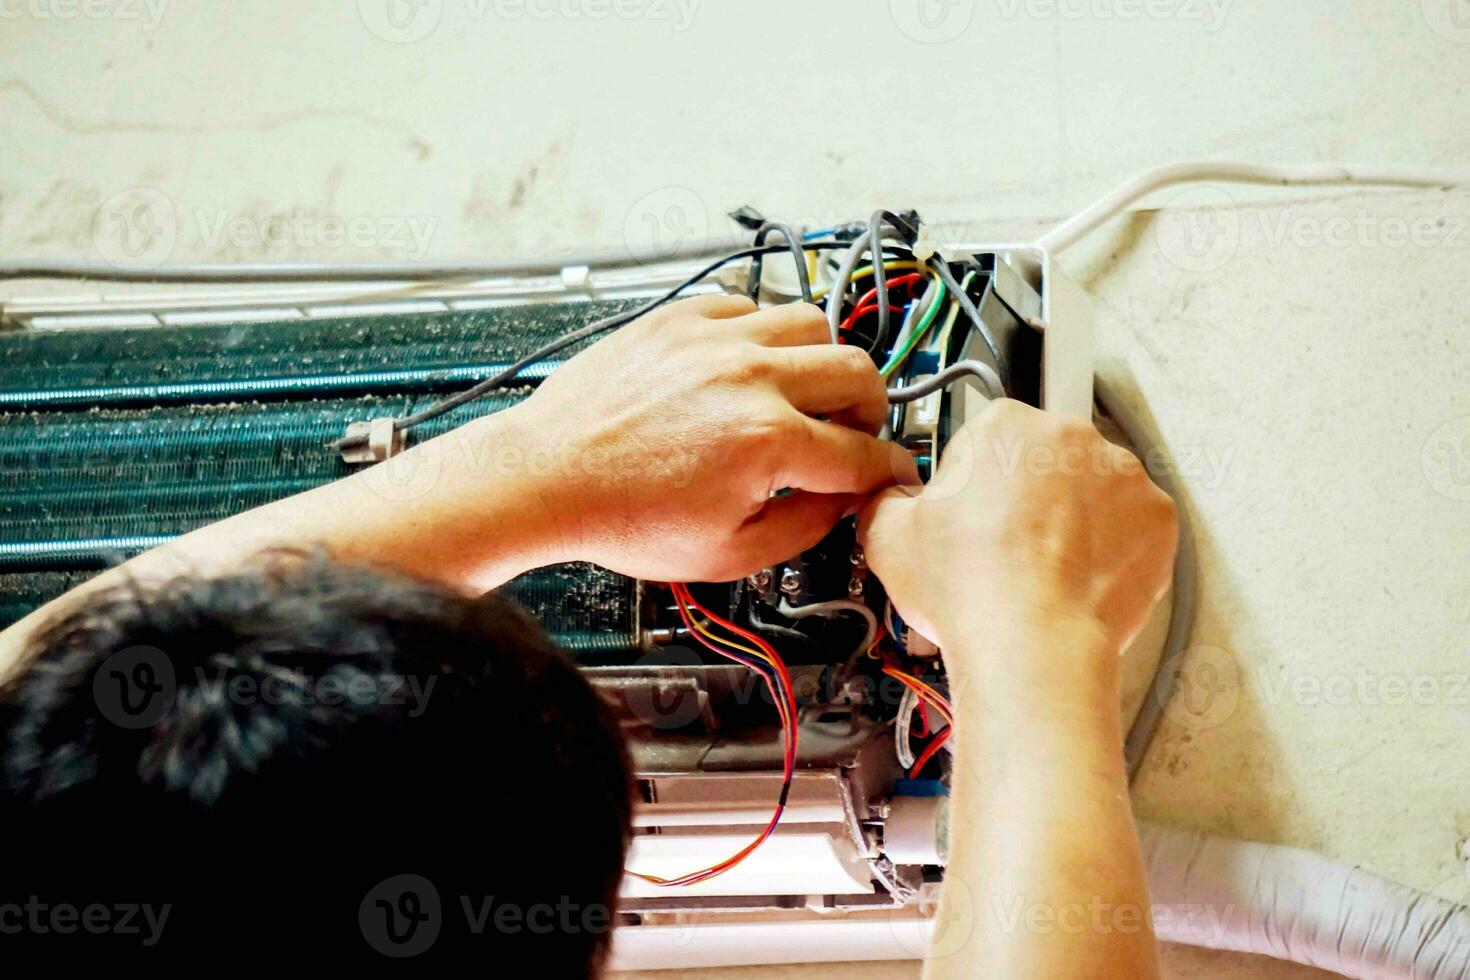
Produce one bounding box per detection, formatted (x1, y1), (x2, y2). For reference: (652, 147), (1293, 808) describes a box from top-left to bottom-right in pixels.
(626, 582), (799, 887)
(882, 664), (953, 778)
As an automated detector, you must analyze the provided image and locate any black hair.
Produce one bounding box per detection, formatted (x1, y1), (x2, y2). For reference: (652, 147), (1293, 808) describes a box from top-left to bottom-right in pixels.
(0, 552), (633, 970)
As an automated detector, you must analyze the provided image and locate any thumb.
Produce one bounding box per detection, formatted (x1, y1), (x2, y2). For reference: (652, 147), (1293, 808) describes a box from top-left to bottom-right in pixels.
(856, 484), (920, 549)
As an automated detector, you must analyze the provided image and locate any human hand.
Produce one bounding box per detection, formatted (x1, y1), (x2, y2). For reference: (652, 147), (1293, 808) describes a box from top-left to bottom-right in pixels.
(858, 399), (1176, 679)
(506, 294), (919, 582)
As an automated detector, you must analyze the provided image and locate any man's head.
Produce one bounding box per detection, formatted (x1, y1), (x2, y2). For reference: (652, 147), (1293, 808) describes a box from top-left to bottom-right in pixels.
(0, 552), (632, 970)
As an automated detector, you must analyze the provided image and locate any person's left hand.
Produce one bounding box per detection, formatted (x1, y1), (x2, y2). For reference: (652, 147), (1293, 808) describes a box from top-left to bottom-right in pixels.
(495, 294), (919, 582)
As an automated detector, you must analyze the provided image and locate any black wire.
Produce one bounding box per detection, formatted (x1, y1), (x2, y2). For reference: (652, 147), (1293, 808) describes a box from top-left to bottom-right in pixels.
(747, 222), (812, 304)
(865, 303), (906, 357)
(866, 210), (920, 356)
(329, 241), (874, 453)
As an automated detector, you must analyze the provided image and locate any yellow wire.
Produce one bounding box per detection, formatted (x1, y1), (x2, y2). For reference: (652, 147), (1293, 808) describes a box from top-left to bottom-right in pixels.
(810, 261), (923, 301)
(675, 592), (771, 664)
(932, 271), (973, 368)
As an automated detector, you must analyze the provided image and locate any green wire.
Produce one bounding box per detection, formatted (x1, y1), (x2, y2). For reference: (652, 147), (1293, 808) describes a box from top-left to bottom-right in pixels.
(879, 277), (949, 380)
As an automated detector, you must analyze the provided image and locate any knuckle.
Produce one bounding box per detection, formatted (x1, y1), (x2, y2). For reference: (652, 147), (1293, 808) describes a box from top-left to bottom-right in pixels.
(726, 350), (774, 386)
(832, 343), (876, 377)
(1152, 488), (1179, 527)
(697, 293), (757, 318)
(790, 302), (829, 337)
(841, 342), (875, 369)
(640, 304), (684, 334)
(725, 294), (759, 315)
(742, 404), (800, 447)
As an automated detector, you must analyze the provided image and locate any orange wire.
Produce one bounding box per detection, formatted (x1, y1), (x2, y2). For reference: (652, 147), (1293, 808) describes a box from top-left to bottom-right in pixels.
(626, 583), (799, 888)
(883, 664), (955, 777)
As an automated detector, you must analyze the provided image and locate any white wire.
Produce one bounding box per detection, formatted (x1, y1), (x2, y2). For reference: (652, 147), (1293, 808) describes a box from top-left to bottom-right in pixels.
(777, 598), (879, 662)
(887, 359), (1005, 404)
(894, 684), (918, 770)
(1036, 161), (1470, 254)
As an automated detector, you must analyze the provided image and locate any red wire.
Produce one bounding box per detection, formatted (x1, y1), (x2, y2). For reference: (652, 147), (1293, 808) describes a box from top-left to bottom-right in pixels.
(627, 583), (799, 887)
(849, 273), (922, 315)
(913, 700), (931, 738)
(840, 302), (905, 334)
(668, 587), (791, 733)
(677, 584), (798, 740)
(840, 273), (923, 332)
(909, 728), (952, 778)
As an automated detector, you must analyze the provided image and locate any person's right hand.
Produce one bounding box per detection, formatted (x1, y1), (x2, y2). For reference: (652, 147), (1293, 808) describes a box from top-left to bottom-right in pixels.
(502, 294), (919, 583)
(858, 399), (1177, 677)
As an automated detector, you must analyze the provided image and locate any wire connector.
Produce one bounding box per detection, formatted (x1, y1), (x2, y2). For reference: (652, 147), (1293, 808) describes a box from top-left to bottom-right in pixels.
(339, 418), (404, 464)
(911, 223), (939, 265)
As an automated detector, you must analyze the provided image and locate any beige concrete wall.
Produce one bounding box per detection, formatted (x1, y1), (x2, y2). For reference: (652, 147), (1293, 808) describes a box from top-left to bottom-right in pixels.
(4, 3), (1468, 976)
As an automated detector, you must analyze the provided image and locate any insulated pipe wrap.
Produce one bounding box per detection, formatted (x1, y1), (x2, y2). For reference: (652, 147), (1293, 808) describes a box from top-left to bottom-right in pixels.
(1139, 821), (1470, 980)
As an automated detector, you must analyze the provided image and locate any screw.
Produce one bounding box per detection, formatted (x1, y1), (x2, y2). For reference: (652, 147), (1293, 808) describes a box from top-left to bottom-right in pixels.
(747, 569), (773, 591)
(780, 569), (804, 595)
